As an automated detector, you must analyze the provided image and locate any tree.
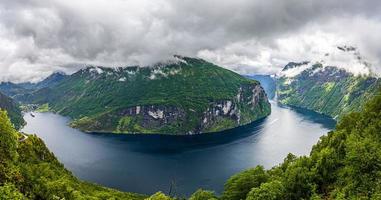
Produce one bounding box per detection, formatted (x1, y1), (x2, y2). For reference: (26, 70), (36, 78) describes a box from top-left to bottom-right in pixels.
(222, 166), (269, 200)
(0, 110), (18, 161)
(146, 192), (172, 200)
(189, 189), (217, 200)
(0, 183), (25, 200)
(246, 180), (284, 200)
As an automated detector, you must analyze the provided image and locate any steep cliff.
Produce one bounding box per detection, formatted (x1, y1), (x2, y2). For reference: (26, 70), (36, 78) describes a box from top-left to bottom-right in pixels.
(245, 75), (276, 99)
(20, 56), (271, 134)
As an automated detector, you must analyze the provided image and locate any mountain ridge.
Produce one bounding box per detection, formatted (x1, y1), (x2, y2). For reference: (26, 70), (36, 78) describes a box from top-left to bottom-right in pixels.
(276, 62), (380, 119)
(0, 72), (67, 98)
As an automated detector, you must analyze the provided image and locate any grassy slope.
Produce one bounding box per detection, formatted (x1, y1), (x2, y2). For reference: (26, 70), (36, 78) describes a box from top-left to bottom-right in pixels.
(23, 57), (269, 134)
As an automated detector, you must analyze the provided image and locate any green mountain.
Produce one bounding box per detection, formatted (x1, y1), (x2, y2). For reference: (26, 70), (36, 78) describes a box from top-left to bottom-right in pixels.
(276, 62), (380, 119)
(0, 72), (68, 98)
(0, 82), (29, 97)
(19, 56), (271, 134)
(17, 72), (68, 91)
(0, 92), (25, 129)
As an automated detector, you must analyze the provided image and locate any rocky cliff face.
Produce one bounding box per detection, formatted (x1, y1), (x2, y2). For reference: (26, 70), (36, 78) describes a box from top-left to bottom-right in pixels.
(200, 84), (270, 133)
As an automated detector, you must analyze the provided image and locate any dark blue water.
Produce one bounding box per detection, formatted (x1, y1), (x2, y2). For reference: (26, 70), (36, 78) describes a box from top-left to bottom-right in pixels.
(21, 102), (335, 197)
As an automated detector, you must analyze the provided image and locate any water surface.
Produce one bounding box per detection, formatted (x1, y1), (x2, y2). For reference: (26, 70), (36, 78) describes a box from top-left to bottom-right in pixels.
(22, 102), (335, 196)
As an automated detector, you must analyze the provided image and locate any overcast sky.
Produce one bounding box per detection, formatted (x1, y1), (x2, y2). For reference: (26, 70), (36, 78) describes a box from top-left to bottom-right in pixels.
(0, 0), (380, 82)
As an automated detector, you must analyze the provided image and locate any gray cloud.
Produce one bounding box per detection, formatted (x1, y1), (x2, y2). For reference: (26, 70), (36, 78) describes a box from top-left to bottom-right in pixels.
(0, 0), (380, 82)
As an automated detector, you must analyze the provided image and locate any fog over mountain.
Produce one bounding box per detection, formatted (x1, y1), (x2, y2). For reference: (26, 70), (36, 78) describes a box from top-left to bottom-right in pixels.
(0, 0), (380, 82)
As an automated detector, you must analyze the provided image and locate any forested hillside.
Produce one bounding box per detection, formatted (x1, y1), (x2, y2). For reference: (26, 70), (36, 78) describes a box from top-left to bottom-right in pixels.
(0, 92), (24, 129)
(277, 63), (380, 119)
(18, 56), (270, 134)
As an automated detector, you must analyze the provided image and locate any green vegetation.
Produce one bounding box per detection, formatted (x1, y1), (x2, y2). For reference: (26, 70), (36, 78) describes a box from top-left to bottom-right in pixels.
(189, 190), (217, 200)
(146, 192), (173, 200)
(1, 79), (380, 199)
(35, 103), (50, 112)
(277, 65), (380, 119)
(0, 109), (146, 200)
(0, 92), (25, 129)
(202, 118), (236, 133)
(188, 90), (381, 199)
(19, 56), (270, 134)
(221, 166), (269, 200)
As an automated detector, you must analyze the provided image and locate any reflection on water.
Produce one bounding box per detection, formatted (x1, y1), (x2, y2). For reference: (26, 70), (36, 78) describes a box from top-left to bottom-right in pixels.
(22, 102), (335, 196)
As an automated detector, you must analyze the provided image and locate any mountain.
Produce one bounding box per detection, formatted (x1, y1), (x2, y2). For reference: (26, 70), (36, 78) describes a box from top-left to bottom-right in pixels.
(276, 62), (380, 119)
(19, 56), (271, 134)
(245, 75), (276, 99)
(0, 72), (67, 98)
(0, 82), (30, 97)
(274, 45), (381, 120)
(18, 72), (68, 90)
(0, 91), (25, 129)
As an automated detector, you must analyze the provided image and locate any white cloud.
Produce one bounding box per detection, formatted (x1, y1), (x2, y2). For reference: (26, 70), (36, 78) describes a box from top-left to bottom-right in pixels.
(199, 17), (381, 76)
(0, 0), (380, 82)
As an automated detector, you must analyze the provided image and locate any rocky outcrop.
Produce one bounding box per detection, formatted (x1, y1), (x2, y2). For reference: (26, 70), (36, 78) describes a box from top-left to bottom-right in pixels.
(118, 105), (186, 131)
(75, 83), (271, 134)
(200, 84), (270, 133)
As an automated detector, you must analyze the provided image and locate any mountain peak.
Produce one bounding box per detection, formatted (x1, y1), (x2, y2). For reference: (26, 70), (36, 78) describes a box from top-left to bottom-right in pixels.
(280, 44), (375, 77)
(337, 45), (357, 52)
(282, 61), (310, 71)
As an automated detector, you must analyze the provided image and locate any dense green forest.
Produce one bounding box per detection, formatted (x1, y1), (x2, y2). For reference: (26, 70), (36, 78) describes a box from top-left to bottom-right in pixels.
(1, 90), (380, 199)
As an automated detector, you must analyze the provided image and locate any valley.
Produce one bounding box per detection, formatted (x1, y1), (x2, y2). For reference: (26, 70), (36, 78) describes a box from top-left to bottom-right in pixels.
(0, 50), (380, 200)
(21, 101), (335, 196)
(0, 1), (380, 199)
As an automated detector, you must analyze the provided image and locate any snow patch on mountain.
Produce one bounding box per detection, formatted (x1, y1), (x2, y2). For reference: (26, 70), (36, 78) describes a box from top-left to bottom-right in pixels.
(118, 77), (127, 82)
(89, 67), (104, 74)
(279, 62), (310, 77)
(279, 45), (374, 77)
